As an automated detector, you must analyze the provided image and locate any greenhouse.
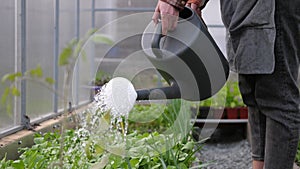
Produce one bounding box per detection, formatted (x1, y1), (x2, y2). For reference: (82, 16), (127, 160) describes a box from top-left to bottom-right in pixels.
(0, 0), (299, 169)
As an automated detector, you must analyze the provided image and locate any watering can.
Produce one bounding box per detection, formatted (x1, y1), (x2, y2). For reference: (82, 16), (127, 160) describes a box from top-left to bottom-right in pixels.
(136, 7), (229, 101)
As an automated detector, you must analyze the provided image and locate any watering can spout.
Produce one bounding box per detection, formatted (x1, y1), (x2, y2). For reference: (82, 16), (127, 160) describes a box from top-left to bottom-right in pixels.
(136, 81), (181, 100)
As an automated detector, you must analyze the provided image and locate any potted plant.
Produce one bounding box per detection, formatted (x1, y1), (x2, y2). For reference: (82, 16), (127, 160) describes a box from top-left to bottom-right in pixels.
(224, 81), (245, 119)
(94, 71), (111, 87)
(239, 107), (248, 119)
(90, 71), (111, 97)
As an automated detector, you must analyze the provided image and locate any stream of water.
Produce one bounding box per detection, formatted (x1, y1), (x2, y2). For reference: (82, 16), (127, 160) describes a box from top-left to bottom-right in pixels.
(78, 77), (137, 156)
(93, 77), (137, 136)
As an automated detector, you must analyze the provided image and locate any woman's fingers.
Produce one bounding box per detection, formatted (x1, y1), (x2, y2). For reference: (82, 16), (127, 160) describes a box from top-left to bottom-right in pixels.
(152, 4), (160, 24)
(152, 1), (179, 35)
(152, 11), (160, 24)
(170, 14), (178, 31)
(191, 3), (202, 17)
(161, 14), (169, 35)
(190, 3), (198, 10)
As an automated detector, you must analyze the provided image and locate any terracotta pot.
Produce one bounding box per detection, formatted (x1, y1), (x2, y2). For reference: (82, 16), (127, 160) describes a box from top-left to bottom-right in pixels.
(239, 107), (248, 119)
(226, 108), (239, 119)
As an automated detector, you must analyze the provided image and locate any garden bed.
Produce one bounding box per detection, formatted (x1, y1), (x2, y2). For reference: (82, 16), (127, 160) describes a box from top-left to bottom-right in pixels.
(0, 104), (87, 161)
(0, 99), (208, 168)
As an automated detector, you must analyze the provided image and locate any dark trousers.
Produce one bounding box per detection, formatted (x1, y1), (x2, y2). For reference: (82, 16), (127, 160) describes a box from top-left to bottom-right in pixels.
(238, 0), (300, 168)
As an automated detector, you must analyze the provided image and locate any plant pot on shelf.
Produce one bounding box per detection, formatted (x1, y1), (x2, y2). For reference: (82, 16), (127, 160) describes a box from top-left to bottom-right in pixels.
(239, 107), (248, 119)
(226, 108), (239, 119)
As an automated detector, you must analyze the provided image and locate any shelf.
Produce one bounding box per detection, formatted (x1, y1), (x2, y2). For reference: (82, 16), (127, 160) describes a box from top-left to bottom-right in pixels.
(191, 119), (248, 124)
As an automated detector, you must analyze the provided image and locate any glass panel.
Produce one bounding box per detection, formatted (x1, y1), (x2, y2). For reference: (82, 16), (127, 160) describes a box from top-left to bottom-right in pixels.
(77, 3), (93, 104)
(207, 27), (227, 57)
(202, 1), (226, 57)
(59, 0), (76, 110)
(100, 0), (158, 8)
(92, 0), (226, 92)
(202, 0), (224, 25)
(26, 0), (54, 120)
(0, 1), (16, 131)
(93, 8), (157, 92)
(0, 0), (228, 135)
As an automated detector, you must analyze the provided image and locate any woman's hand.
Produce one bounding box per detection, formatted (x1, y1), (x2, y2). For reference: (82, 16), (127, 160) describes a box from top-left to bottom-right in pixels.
(152, 1), (179, 35)
(152, 0), (205, 35)
(186, 2), (202, 17)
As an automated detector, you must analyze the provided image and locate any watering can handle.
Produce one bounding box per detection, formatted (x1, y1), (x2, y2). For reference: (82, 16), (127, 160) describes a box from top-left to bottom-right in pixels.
(151, 23), (164, 58)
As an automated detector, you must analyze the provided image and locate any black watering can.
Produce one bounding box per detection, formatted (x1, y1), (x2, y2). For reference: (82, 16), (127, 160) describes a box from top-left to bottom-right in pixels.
(136, 7), (229, 101)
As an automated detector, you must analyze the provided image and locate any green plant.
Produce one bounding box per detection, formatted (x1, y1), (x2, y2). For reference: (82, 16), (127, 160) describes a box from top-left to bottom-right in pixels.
(1, 65), (55, 114)
(0, 129), (89, 169)
(225, 81), (244, 108)
(199, 81), (245, 108)
(128, 104), (166, 133)
(128, 99), (196, 135)
(0, 100), (207, 168)
(0, 129), (206, 169)
(0, 30), (114, 168)
(93, 131), (206, 169)
(0, 28), (208, 168)
(94, 71), (112, 86)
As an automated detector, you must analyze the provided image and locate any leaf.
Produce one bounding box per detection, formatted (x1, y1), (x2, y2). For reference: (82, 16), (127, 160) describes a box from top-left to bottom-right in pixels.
(74, 40), (83, 57)
(95, 144), (104, 154)
(11, 160), (25, 169)
(91, 154), (109, 169)
(152, 164), (161, 169)
(177, 163), (188, 169)
(158, 157), (167, 169)
(181, 141), (194, 151)
(85, 139), (92, 159)
(11, 87), (20, 96)
(166, 165), (176, 169)
(34, 137), (44, 144)
(1, 88), (10, 105)
(45, 77), (55, 85)
(1, 72), (22, 83)
(28, 65), (43, 78)
(2, 91), (16, 115)
(93, 34), (113, 45)
(0, 153), (8, 165)
(103, 111), (111, 123)
(2, 74), (11, 83)
(59, 46), (72, 66)
(86, 29), (97, 36)
(129, 158), (139, 168)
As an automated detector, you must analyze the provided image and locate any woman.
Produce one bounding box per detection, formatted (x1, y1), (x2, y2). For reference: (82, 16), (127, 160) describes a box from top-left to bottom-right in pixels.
(153, 0), (300, 169)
